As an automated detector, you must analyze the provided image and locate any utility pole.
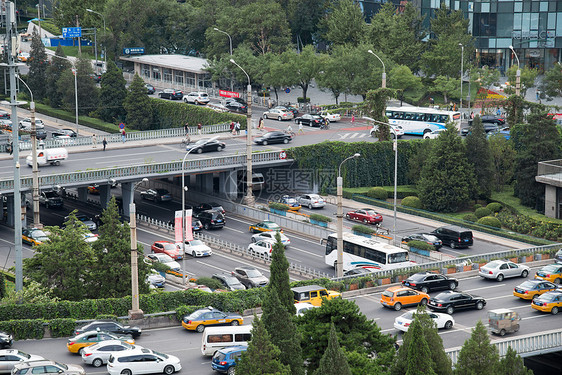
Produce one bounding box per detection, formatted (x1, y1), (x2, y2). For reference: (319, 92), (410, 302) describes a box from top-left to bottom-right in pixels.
(76, 15), (81, 55)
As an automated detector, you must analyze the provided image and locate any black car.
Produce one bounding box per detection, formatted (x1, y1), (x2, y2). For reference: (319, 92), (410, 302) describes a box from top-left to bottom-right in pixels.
(402, 272), (458, 293)
(52, 128), (77, 138)
(195, 210), (225, 229)
(158, 89), (183, 100)
(430, 225), (473, 249)
(402, 233), (443, 250)
(145, 83), (155, 94)
(75, 320), (142, 339)
(193, 202), (225, 216)
(254, 131), (292, 145)
(225, 98), (248, 113)
(39, 191), (64, 208)
(212, 273), (246, 291)
(186, 138), (226, 153)
(295, 113), (324, 127)
(0, 331), (12, 348)
(139, 188), (172, 202)
(428, 291), (486, 315)
(34, 129), (47, 140)
(480, 114), (506, 125)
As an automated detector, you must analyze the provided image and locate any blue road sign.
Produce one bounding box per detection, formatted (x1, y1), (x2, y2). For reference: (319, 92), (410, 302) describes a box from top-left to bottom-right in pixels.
(119, 123), (125, 130)
(123, 47), (145, 55)
(62, 27), (82, 38)
(285, 88), (291, 94)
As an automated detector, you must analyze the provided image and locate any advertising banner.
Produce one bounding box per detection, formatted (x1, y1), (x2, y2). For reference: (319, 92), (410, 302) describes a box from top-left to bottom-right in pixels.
(174, 210), (182, 244)
(185, 209), (193, 241)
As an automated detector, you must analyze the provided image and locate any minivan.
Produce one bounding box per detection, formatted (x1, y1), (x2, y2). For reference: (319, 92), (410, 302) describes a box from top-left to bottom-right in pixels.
(291, 285), (342, 306)
(430, 225), (473, 249)
(201, 325), (252, 357)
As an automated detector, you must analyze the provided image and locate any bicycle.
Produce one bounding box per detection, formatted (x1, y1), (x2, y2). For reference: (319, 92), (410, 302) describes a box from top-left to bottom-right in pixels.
(180, 135), (191, 148)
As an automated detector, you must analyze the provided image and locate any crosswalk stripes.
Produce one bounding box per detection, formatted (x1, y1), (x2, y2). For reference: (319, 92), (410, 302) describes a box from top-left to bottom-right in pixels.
(338, 132), (369, 139)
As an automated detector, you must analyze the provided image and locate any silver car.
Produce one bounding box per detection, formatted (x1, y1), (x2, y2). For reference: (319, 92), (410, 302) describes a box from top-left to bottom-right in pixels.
(296, 194), (326, 209)
(81, 340), (137, 368)
(478, 260), (530, 282)
(0, 350), (43, 374)
(12, 360), (85, 375)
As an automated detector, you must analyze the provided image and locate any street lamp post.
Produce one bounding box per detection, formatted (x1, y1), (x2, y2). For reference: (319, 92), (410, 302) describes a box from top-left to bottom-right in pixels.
(86, 9), (106, 73)
(230, 59), (254, 206)
(129, 177), (148, 320)
(213, 27), (232, 56)
(57, 56), (79, 134)
(336, 153), (360, 278)
(367, 50), (386, 88)
(459, 43), (464, 114)
(509, 45), (521, 96)
(181, 136), (219, 285)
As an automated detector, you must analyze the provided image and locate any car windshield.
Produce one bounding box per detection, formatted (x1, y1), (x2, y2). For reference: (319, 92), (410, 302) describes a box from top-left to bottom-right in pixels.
(519, 281), (537, 289)
(195, 139), (212, 145)
(245, 269), (261, 278)
(17, 351), (31, 359)
(153, 351), (169, 359)
(382, 290), (394, 298)
(265, 223), (280, 230)
(400, 311), (415, 319)
(365, 210), (377, 215)
(541, 265), (560, 273)
(223, 275), (242, 284)
(162, 243), (177, 251)
(44, 192), (58, 198)
(408, 273), (427, 282)
(186, 310), (206, 320)
(486, 261), (502, 268)
(213, 351), (227, 361)
(541, 293), (559, 301)
(157, 254), (174, 263)
(55, 363), (67, 370)
(388, 252), (409, 264)
(190, 240), (204, 246)
(32, 230), (48, 238)
(156, 189), (169, 195)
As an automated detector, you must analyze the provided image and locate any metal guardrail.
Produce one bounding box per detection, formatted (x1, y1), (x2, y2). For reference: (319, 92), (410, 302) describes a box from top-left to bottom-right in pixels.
(137, 214), (330, 279)
(446, 328), (562, 365)
(5, 124), (231, 152)
(0, 151), (288, 193)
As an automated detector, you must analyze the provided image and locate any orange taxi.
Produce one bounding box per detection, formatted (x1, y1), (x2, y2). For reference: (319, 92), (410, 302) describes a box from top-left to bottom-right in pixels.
(513, 279), (559, 300)
(531, 291), (562, 314)
(380, 286), (429, 311)
(534, 264), (562, 284)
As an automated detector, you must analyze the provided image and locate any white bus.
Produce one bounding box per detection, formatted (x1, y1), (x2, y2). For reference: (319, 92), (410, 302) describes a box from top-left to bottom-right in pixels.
(385, 106), (461, 136)
(324, 232), (416, 272)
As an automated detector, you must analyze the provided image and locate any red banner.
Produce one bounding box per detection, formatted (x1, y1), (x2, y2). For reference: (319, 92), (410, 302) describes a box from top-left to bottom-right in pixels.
(174, 210), (183, 244)
(219, 90), (240, 98)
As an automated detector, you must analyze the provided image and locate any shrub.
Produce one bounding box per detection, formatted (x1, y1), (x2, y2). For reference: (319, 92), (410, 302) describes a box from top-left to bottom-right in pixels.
(309, 213), (332, 223)
(366, 187), (388, 200)
(175, 305), (207, 321)
(401, 196), (422, 209)
(49, 318), (76, 338)
(463, 214), (478, 222)
(477, 216), (502, 228)
(195, 277), (223, 290)
(268, 202), (288, 211)
(94, 314), (118, 321)
(475, 207), (492, 219)
(407, 240), (435, 251)
(352, 225), (375, 235)
(486, 202), (502, 213)
(473, 204), (482, 210)
(0, 319), (44, 340)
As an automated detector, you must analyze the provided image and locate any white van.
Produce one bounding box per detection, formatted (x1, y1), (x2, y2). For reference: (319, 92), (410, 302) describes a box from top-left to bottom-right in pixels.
(200, 325), (252, 357)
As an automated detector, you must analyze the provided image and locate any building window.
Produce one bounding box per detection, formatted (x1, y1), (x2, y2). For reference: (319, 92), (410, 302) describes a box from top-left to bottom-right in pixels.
(497, 13), (514, 37)
(540, 2), (548, 12)
(522, 13), (531, 32)
(163, 68), (172, 83)
(174, 70), (184, 85)
(514, 2), (522, 12)
(481, 3), (490, 13)
(142, 64), (150, 79)
(513, 13), (522, 30)
(198, 73), (212, 88)
(185, 72), (196, 87)
(152, 68), (161, 81)
(548, 13), (556, 29)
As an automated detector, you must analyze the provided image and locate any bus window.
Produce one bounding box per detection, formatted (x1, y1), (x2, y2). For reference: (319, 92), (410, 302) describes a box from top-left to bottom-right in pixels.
(388, 252), (409, 264)
(440, 115), (448, 123)
(385, 111), (393, 119)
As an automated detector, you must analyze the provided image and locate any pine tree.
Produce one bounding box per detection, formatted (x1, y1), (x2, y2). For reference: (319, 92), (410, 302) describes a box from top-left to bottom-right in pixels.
(497, 347), (533, 375)
(124, 74), (154, 130)
(262, 285), (304, 375)
(46, 46), (71, 108)
(405, 318), (437, 375)
(464, 115), (493, 199)
(235, 316), (291, 375)
(455, 320), (500, 375)
(313, 323), (352, 375)
(269, 232), (295, 315)
(57, 57), (99, 116)
(27, 29), (49, 100)
(98, 60), (127, 123)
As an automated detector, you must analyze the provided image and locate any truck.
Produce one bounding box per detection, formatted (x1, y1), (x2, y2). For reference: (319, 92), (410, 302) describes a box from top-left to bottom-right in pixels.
(26, 148), (68, 167)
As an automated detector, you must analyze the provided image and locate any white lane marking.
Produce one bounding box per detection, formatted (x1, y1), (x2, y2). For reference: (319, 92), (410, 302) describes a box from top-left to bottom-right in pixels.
(464, 284), (507, 292)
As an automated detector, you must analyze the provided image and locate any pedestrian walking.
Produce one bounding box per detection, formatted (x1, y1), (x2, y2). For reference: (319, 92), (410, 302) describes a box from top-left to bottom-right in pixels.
(496, 107), (501, 116)
(7, 142), (13, 155)
(470, 111), (474, 119)
(92, 134), (97, 148)
(121, 129), (126, 143)
(258, 117), (264, 131)
(102, 138), (107, 151)
(235, 121), (241, 135)
(197, 122), (202, 135)
(351, 114), (355, 123)
(298, 122), (304, 135)
(536, 90), (540, 101)
(184, 122), (189, 135)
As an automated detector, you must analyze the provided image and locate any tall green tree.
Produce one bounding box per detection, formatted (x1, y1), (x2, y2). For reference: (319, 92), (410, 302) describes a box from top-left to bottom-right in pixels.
(23, 212), (96, 301)
(287, 0), (328, 47)
(46, 46), (71, 108)
(235, 316), (291, 375)
(488, 134), (515, 191)
(27, 29), (49, 100)
(404, 318), (436, 375)
(57, 57), (99, 116)
(433, 76), (460, 104)
(418, 125), (476, 212)
(497, 347), (533, 375)
(279, 45), (321, 100)
(98, 60), (127, 123)
(313, 323), (352, 375)
(364, 88), (397, 141)
(504, 66), (538, 97)
(511, 108), (562, 209)
(464, 115), (493, 199)
(262, 284), (303, 374)
(269, 232), (295, 315)
(454, 320), (500, 375)
(316, 50), (348, 104)
(320, 0), (366, 47)
(124, 74), (154, 130)
(90, 197), (150, 299)
(540, 62), (562, 98)
(388, 65), (423, 95)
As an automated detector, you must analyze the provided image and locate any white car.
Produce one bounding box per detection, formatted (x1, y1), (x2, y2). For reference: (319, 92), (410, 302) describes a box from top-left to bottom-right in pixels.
(423, 128), (447, 139)
(183, 92), (210, 105)
(295, 302), (318, 316)
(247, 239), (274, 259)
(107, 347), (181, 375)
(0, 119), (12, 128)
(393, 311), (455, 332)
(81, 340), (137, 368)
(146, 270), (166, 288)
(369, 123), (404, 139)
(177, 239), (213, 257)
(145, 253), (181, 272)
(320, 111), (341, 123)
(0, 349), (44, 373)
(83, 233), (98, 243)
(18, 118), (44, 129)
(251, 232), (290, 247)
(296, 194), (326, 209)
(478, 260), (530, 282)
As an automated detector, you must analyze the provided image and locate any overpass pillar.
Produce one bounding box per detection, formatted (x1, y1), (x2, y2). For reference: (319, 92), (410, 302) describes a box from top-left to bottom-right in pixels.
(196, 173), (213, 194)
(121, 182), (134, 219)
(219, 171), (237, 200)
(99, 184), (111, 209)
(77, 187), (88, 202)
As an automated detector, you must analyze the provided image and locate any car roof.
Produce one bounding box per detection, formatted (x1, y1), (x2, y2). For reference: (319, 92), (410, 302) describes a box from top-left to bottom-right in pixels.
(219, 345), (248, 354)
(291, 284), (327, 293)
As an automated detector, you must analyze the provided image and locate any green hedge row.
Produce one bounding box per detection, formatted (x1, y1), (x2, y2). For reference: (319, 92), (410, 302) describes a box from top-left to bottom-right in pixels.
(34, 103), (120, 133)
(152, 100), (246, 130)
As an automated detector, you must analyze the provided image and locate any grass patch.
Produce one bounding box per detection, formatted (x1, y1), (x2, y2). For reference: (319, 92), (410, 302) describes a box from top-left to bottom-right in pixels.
(34, 103), (122, 134)
(492, 186), (562, 224)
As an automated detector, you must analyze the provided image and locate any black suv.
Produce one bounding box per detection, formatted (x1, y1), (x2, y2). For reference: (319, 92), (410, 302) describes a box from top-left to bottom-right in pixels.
(74, 320), (142, 338)
(430, 225), (473, 249)
(428, 291), (486, 315)
(193, 202), (225, 216)
(225, 98), (248, 113)
(39, 191), (63, 208)
(402, 272), (458, 294)
(196, 210), (225, 229)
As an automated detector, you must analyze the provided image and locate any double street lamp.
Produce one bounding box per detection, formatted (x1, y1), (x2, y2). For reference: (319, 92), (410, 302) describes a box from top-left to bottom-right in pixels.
(459, 43), (464, 113)
(509, 45), (521, 96)
(213, 27), (232, 56)
(367, 50), (386, 88)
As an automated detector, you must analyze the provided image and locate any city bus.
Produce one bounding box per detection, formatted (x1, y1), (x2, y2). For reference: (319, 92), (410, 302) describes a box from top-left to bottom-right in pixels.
(385, 106), (461, 135)
(324, 232), (416, 272)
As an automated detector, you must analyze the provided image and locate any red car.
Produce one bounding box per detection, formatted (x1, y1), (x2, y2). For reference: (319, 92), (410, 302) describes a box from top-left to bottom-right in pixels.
(151, 241), (183, 260)
(345, 208), (383, 224)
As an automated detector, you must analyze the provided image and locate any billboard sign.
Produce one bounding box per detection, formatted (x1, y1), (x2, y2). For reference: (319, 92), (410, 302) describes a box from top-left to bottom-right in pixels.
(62, 27), (82, 38)
(123, 47), (145, 55)
(219, 90), (240, 98)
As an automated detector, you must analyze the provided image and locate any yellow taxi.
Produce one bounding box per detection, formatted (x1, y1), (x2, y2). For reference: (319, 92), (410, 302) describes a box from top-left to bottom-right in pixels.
(249, 220), (282, 233)
(181, 307), (244, 333)
(513, 279), (559, 300)
(534, 264), (562, 284)
(67, 330), (135, 354)
(531, 291), (562, 314)
(380, 286), (430, 311)
(22, 228), (49, 246)
(291, 285), (342, 306)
